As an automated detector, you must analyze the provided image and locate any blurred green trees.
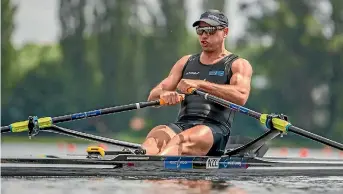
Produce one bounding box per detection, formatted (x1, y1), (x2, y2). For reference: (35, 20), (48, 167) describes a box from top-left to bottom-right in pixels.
(1, 0), (342, 144)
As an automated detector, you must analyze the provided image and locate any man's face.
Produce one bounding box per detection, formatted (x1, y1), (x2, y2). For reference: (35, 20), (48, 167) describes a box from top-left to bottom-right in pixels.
(196, 21), (228, 52)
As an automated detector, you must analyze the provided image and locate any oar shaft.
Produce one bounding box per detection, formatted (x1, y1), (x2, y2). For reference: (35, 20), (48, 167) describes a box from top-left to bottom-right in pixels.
(190, 89), (261, 119)
(1, 100), (163, 134)
(288, 126), (343, 150)
(1, 126), (10, 133)
(52, 100), (160, 124)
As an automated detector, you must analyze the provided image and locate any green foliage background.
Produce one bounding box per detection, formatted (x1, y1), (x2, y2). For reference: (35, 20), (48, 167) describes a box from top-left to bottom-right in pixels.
(2, 0), (342, 146)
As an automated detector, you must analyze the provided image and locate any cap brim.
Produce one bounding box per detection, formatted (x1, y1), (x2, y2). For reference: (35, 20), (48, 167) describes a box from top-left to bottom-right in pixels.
(192, 19), (221, 27)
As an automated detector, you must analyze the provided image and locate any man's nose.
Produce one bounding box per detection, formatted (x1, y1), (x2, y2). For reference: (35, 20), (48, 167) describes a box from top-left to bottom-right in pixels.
(200, 32), (209, 38)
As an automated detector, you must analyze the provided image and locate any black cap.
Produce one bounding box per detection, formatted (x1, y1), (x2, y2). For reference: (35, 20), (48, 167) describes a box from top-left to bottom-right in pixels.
(192, 10), (229, 27)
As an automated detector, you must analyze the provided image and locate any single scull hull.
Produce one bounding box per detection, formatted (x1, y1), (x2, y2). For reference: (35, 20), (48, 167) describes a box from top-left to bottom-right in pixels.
(2, 155), (343, 177)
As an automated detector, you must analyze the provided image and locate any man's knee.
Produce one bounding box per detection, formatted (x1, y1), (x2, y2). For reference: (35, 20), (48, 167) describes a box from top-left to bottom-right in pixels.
(146, 125), (176, 138)
(167, 133), (188, 145)
(163, 126), (214, 155)
(143, 125), (177, 149)
(146, 125), (167, 134)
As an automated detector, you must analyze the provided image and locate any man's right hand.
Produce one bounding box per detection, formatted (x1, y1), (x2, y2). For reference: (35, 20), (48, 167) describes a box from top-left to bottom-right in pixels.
(160, 91), (184, 105)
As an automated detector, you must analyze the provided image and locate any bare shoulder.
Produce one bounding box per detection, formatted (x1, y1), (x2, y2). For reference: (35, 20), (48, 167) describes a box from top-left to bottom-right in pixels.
(157, 55), (192, 91)
(231, 57), (253, 76)
(169, 54), (192, 75)
(174, 55), (192, 68)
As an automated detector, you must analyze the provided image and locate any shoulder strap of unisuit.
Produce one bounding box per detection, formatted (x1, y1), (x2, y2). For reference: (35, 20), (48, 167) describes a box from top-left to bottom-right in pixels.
(181, 53), (200, 76)
(224, 54), (239, 77)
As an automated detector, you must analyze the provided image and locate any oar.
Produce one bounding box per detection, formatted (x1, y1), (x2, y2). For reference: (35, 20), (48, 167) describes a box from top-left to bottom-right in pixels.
(1, 97), (182, 136)
(187, 88), (343, 151)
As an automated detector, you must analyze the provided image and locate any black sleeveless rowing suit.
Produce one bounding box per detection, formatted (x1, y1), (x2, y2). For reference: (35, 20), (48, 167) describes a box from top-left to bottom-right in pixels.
(167, 53), (239, 156)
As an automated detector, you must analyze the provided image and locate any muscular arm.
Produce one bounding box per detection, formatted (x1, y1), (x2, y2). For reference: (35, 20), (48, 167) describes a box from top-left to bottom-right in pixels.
(197, 58), (253, 105)
(148, 55), (191, 101)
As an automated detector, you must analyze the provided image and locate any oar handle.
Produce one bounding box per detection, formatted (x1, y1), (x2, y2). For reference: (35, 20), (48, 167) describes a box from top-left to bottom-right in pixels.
(187, 88), (197, 94)
(159, 95), (184, 105)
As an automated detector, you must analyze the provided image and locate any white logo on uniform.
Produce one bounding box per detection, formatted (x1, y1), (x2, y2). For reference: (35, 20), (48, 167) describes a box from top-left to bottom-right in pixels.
(206, 158), (220, 169)
(185, 72), (199, 75)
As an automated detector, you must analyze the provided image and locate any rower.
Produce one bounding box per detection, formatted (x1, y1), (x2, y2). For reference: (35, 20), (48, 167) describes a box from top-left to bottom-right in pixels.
(141, 10), (253, 156)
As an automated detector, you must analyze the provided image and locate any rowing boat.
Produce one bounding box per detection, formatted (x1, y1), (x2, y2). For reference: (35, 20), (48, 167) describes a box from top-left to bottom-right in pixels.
(2, 146), (343, 177)
(2, 88), (343, 177)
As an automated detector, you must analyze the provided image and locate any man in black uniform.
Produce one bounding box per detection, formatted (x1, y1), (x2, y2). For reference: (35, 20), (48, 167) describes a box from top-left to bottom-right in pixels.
(142, 10), (253, 156)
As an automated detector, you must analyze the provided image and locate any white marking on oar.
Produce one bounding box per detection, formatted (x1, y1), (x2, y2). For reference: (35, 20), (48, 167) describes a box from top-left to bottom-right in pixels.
(204, 93), (209, 100)
(136, 103), (141, 109)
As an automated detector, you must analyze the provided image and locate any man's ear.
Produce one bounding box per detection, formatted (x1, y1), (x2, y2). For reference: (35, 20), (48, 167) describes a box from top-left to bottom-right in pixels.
(223, 27), (229, 38)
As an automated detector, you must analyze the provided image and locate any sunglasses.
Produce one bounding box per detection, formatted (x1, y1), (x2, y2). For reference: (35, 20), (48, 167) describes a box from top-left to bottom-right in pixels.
(195, 26), (224, 35)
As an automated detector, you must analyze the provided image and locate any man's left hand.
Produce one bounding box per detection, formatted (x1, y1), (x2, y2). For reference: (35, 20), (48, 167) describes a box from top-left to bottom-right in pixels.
(177, 79), (203, 94)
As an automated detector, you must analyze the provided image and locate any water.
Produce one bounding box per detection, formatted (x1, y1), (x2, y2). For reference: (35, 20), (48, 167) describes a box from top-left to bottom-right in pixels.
(2, 176), (343, 194)
(1, 142), (343, 194)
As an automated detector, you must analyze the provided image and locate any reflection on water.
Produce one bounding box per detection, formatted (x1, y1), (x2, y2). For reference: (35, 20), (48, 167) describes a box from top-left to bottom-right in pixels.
(0, 177), (248, 194)
(143, 179), (247, 194)
(2, 176), (343, 194)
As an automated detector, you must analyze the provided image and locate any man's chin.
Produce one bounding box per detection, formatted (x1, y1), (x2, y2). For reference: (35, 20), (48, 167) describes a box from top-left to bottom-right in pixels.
(202, 47), (214, 52)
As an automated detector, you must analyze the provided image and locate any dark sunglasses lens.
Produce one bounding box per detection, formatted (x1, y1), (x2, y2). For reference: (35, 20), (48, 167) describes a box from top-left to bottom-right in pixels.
(208, 29), (216, 35)
(196, 28), (204, 35)
(196, 27), (216, 35)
